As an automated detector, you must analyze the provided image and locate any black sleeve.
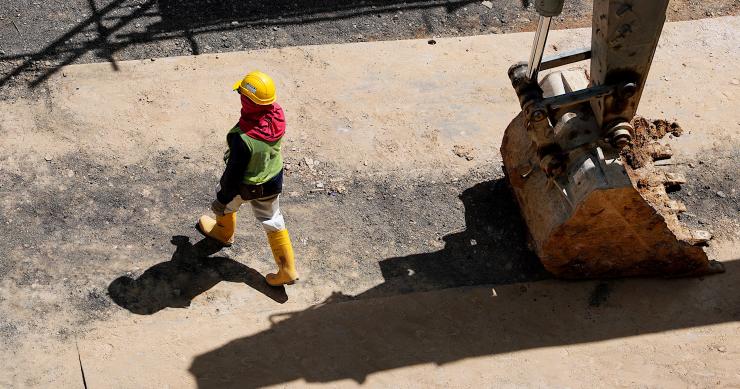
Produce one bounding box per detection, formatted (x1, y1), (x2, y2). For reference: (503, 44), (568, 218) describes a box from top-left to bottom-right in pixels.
(217, 132), (251, 204)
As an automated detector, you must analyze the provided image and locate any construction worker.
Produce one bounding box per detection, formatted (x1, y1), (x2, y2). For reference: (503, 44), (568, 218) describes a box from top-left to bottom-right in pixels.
(197, 70), (298, 287)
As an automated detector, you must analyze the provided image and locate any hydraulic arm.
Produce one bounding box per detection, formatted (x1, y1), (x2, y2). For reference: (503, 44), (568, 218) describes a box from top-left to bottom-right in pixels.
(500, 0), (722, 277)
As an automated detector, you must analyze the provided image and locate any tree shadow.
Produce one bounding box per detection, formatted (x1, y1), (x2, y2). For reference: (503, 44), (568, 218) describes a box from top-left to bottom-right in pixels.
(0, 0), (478, 89)
(187, 179), (739, 388)
(108, 235), (287, 315)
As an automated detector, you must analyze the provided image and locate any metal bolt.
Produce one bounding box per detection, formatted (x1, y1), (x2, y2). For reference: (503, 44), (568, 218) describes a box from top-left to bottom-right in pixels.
(540, 154), (563, 177)
(531, 109), (547, 122)
(619, 82), (637, 98)
(612, 129), (631, 148)
(607, 121), (633, 149)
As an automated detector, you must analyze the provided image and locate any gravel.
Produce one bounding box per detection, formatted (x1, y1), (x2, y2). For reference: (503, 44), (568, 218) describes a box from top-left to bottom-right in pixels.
(1, 0), (738, 96)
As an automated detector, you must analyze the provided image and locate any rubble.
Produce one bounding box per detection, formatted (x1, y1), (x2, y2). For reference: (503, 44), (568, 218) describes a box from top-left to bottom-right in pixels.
(452, 145), (475, 161)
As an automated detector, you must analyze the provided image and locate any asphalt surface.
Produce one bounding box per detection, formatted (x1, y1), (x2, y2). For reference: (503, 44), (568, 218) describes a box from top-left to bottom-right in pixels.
(1, 0), (738, 96)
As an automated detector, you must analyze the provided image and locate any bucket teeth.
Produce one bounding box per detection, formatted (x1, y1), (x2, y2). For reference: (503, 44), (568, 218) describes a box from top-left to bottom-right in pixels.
(666, 200), (687, 213)
(662, 172), (686, 187)
(648, 143), (674, 161)
(687, 230), (713, 246)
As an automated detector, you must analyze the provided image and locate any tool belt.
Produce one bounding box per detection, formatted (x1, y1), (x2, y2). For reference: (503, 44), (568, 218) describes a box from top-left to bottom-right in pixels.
(239, 169), (283, 200)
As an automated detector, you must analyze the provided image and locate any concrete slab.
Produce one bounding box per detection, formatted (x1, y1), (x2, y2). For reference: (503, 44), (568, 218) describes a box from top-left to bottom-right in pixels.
(76, 274), (740, 388)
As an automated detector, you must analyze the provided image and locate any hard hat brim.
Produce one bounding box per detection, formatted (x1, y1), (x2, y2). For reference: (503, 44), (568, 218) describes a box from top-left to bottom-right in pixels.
(231, 72), (277, 104)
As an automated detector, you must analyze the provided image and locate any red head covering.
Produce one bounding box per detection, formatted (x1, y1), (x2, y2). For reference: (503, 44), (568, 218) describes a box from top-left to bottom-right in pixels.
(237, 95), (286, 142)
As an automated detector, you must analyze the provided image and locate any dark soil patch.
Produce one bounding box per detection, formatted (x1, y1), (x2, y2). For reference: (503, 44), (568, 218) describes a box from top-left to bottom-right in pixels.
(2, 0), (739, 97)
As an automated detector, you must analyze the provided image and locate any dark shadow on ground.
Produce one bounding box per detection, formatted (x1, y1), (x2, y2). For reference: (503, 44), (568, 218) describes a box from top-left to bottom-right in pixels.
(156, 0), (475, 29)
(187, 179), (739, 388)
(108, 235), (287, 314)
(360, 178), (549, 299)
(0, 0), (478, 89)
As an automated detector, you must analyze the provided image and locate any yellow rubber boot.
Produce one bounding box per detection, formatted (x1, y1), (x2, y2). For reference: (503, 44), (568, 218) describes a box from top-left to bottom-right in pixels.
(197, 212), (237, 246)
(266, 229), (299, 286)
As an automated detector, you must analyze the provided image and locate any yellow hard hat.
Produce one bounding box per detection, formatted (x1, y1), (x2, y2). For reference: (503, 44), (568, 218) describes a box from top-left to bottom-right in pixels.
(232, 70), (276, 105)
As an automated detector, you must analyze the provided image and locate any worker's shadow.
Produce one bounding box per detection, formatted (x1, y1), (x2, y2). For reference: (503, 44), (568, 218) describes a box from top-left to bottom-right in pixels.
(108, 236), (287, 315)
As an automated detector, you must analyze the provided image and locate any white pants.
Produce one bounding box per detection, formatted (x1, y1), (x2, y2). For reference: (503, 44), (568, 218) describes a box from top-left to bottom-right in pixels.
(224, 194), (286, 232)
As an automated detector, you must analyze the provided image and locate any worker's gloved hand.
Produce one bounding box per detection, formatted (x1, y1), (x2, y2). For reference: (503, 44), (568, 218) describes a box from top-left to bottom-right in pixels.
(211, 199), (226, 216)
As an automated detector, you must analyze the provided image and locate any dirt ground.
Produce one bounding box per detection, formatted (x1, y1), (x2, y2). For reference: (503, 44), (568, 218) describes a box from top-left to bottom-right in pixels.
(0, 13), (739, 389)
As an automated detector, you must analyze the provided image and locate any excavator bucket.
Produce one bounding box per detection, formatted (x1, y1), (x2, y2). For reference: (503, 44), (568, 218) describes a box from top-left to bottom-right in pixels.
(499, 0), (723, 278)
(501, 106), (723, 278)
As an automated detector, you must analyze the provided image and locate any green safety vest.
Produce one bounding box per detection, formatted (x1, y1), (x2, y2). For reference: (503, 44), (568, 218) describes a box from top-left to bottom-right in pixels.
(224, 125), (283, 185)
